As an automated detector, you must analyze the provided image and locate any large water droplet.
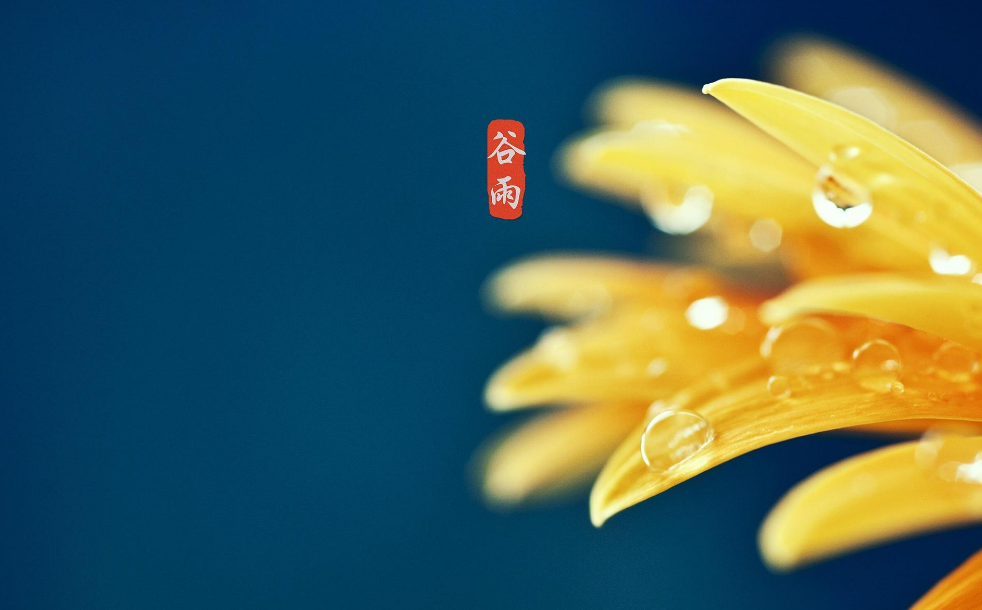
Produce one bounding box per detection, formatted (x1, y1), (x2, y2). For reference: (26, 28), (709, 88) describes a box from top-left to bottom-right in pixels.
(852, 339), (902, 392)
(760, 318), (846, 374)
(933, 342), (979, 382)
(811, 147), (873, 229)
(684, 296), (729, 330)
(929, 244), (976, 277)
(641, 183), (713, 235)
(640, 409), (714, 472)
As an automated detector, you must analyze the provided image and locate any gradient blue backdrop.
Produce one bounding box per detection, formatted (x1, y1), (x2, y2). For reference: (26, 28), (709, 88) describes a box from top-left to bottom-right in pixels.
(3, 1), (981, 608)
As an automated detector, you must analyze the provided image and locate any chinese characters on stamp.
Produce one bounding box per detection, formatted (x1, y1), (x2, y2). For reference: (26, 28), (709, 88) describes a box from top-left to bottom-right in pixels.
(487, 120), (525, 219)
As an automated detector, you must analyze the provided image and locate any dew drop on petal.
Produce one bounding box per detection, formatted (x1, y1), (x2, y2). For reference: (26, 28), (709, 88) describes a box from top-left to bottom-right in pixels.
(933, 341), (979, 382)
(852, 339), (902, 393)
(748, 218), (783, 253)
(685, 296), (729, 330)
(646, 358), (668, 378)
(536, 327), (578, 370)
(811, 147), (873, 229)
(915, 430), (946, 468)
(929, 244), (976, 277)
(640, 409), (714, 472)
(760, 318), (845, 374)
(767, 375), (791, 399)
(641, 183), (714, 235)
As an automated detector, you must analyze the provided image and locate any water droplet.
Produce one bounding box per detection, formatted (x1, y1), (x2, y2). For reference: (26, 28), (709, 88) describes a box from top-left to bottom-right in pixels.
(915, 430), (946, 468)
(888, 381), (905, 395)
(641, 183), (713, 235)
(929, 244), (976, 277)
(646, 358), (669, 378)
(640, 409), (714, 472)
(933, 342), (979, 382)
(684, 296), (729, 330)
(852, 339), (902, 392)
(536, 327), (579, 370)
(811, 148), (873, 229)
(767, 375), (791, 398)
(760, 318), (846, 374)
(748, 218), (783, 253)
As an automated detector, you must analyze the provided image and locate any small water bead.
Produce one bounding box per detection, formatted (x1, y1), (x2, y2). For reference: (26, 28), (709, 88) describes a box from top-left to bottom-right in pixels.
(685, 296), (729, 330)
(760, 318), (846, 374)
(748, 218), (783, 253)
(640, 409), (714, 472)
(646, 358), (669, 378)
(888, 381), (905, 395)
(811, 147), (874, 229)
(767, 375), (792, 399)
(933, 342), (979, 382)
(641, 183), (714, 235)
(536, 327), (579, 370)
(929, 244), (976, 277)
(852, 339), (902, 393)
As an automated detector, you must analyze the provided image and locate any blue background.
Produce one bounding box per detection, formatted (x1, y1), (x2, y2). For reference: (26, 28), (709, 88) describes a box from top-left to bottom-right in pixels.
(3, 1), (981, 608)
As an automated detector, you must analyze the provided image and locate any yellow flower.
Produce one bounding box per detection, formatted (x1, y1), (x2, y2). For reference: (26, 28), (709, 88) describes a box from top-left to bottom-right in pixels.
(475, 37), (982, 608)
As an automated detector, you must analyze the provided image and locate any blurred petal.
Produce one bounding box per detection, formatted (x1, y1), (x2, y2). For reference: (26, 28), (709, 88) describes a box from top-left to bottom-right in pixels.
(562, 126), (817, 228)
(487, 255), (721, 320)
(910, 547), (982, 610)
(591, 79), (764, 134)
(770, 36), (982, 166)
(486, 294), (764, 410)
(590, 364), (982, 526)
(760, 436), (982, 571)
(704, 78), (982, 274)
(761, 274), (982, 352)
(479, 402), (648, 506)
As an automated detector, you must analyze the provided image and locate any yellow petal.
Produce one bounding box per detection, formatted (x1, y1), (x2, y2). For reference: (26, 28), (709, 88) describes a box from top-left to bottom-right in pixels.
(591, 79), (764, 135)
(760, 436), (982, 571)
(562, 126), (818, 228)
(590, 359), (982, 526)
(770, 36), (982, 166)
(761, 274), (982, 352)
(704, 78), (982, 272)
(910, 547), (982, 610)
(486, 255), (722, 320)
(478, 402), (647, 506)
(486, 296), (764, 410)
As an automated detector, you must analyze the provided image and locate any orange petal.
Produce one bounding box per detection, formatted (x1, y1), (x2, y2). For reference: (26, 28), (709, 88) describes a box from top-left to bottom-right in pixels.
(761, 274), (982, 352)
(910, 547), (982, 610)
(478, 402), (647, 506)
(486, 255), (723, 320)
(760, 436), (982, 570)
(705, 78), (982, 275)
(770, 36), (982, 166)
(486, 296), (763, 410)
(590, 358), (982, 526)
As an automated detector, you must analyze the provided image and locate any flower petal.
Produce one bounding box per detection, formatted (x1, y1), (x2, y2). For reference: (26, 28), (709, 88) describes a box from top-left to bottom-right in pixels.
(910, 547), (982, 610)
(769, 36), (982, 166)
(590, 361), (982, 526)
(487, 255), (722, 320)
(478, 402), (648, 506)
(760, 436), (982, 571)
(704, 78), (982, 272)
(761, 274), (982, 352)
(486, 297), (764, 410)
(561, 126), (817, 228)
